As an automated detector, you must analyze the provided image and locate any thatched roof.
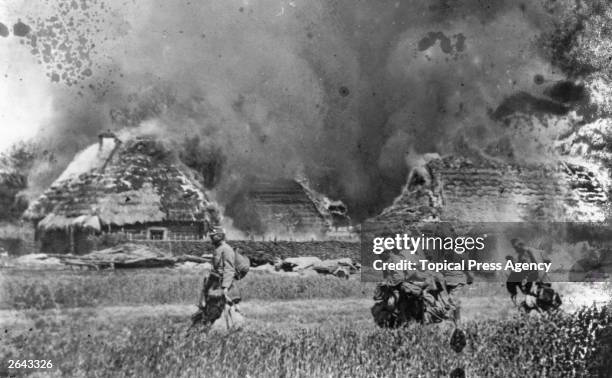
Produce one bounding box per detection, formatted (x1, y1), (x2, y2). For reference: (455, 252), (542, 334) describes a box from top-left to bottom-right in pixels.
(368, 155), (610, 228)
(235, 178), (331, 235)
(24, 135), (210, 230)
(252, 178), (331, 228)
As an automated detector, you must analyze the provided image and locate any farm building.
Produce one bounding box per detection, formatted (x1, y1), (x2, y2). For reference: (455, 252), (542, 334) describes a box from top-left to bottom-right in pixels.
(361, 154), (612, 280)
(367, 154), (610, 230)
(23, 133), (212, 254)
(227, 177), (350, 239)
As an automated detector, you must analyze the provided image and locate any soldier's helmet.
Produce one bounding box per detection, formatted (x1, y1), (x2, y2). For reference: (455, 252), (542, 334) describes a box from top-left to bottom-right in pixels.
(209, 227), (226, 242)
(510, 238), (525, 250)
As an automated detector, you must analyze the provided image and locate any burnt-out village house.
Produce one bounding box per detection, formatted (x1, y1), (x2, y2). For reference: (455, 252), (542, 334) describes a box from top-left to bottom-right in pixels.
(23, 133), (212, 254)
(362, 154), (612, 279)
(369, 154), (609, 228)
(227, 177), (350, 239)
(364, 153), (610, 248)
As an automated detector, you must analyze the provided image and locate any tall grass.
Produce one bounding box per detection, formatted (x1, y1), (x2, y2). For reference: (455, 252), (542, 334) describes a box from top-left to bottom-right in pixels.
(2, 305), (610, 377)
(0, 270), (371, 310)
(3, 268), (605, 311)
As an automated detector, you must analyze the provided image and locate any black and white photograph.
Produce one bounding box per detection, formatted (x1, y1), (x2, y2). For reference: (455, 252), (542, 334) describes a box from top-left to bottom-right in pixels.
(1, 0), (612, 377)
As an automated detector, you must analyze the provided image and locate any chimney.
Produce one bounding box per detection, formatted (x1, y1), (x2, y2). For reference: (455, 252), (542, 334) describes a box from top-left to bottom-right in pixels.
(98, 129), (119, 150)
(97, 130), (122, 172)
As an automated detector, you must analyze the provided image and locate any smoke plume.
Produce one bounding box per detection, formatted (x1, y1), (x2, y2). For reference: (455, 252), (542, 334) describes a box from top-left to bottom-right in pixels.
(4, 0), (573, 220)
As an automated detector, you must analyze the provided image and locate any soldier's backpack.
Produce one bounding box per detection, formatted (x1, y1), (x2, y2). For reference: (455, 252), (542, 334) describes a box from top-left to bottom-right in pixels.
(234, 248), (250, 280)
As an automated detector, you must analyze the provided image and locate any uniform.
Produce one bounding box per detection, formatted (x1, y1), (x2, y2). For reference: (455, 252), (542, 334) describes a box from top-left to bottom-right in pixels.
(197, 240), (242, 329)
(381, 251), (456, 324)
(203, 241), (241, 300)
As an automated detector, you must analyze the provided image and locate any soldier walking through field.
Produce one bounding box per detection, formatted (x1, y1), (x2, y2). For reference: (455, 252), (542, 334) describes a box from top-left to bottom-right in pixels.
(191, 227), (249, 332)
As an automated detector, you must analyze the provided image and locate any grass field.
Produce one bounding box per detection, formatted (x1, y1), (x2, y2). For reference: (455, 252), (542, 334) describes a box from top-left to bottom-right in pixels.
(1, 267), (609, 310)
(1, 269), (611, 377)
(0, 269), (370, 310)
(1, 298), (611, 377)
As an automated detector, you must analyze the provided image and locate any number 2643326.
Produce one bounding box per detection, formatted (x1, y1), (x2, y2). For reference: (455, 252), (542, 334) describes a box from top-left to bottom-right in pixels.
(8, 360), (53, 369)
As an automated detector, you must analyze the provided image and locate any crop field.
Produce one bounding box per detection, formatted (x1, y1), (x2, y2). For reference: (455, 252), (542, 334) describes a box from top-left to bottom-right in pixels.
(0, 269), (371, 310)
(1, 270), (611, 377)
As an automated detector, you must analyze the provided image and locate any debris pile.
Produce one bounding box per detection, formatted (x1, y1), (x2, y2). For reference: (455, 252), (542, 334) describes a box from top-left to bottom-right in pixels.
(3, 243), (359, 277)
(59, 243), (187, 269)
(8, 243), (211, 270)
(276, 256), (360, 278)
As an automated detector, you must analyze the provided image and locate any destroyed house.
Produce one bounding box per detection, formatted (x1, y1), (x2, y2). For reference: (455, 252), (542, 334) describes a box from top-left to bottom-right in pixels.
(368, 155), (609, 229)
(23, 134), (211, 254)
(233, 178), (334, 238)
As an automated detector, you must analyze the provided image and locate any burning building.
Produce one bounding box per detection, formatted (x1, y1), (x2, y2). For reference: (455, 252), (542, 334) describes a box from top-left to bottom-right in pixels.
(368, 154), (610, 228)
(226, 177), (350, 240)
(361, 154), (612, 281)
(23, 133), (211, 254)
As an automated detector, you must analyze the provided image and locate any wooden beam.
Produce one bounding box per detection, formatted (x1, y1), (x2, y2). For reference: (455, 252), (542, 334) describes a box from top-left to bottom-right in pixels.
(69, 226), (75, 255)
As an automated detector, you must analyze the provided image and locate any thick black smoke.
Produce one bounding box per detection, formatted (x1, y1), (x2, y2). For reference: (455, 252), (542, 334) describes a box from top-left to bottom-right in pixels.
(9, 0), (565, 220)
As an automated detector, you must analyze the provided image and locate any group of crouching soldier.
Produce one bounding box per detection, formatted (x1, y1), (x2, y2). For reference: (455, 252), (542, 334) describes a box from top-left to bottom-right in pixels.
(372, 236), (562, 329)
(371, 244), (474, 328)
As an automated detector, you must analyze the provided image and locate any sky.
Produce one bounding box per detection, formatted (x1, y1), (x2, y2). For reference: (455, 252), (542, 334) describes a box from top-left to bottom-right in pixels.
(0, 2), (53, 151)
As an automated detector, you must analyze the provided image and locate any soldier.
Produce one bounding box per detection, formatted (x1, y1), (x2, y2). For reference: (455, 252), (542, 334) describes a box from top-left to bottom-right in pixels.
(380, 240), (456, 324)
(194, 227), (243, 330)
(512, 238), (538, 263)
(510, 238), (540, 294)
(506, 239), (562, 313)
